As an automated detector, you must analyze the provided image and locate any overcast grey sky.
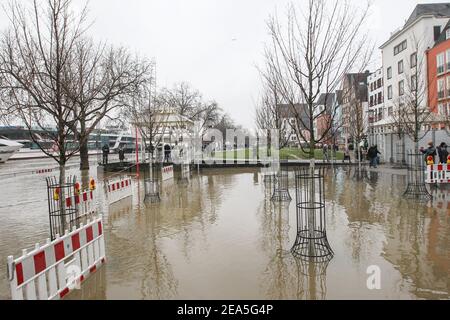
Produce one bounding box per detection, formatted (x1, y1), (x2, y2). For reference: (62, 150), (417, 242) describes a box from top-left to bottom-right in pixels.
(1, 0), (449, 128)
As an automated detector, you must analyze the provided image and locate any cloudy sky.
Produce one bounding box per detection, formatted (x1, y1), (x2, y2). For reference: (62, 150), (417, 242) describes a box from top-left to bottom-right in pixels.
(0, 0), (448, 128)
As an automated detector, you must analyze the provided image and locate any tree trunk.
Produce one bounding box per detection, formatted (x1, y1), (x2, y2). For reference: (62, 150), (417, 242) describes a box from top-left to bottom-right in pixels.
(79, 117), (90, 171)
(357, 140), (361, 172)
(81, 169), (90, 192)
(59, 160), (66, 233)
(309, 140), (315, 159)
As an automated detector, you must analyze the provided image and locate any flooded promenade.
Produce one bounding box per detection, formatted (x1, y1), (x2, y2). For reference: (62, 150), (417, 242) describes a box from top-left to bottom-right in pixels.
(0, 161), (448, 300)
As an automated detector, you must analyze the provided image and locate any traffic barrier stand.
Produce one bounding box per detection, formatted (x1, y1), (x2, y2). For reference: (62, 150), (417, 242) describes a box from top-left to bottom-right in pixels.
(425, 164), (450, 184)
(7, 216), (106, 300)
(34, 168), (54, 174)
(65, 190), (96, 220)
(107, 177), (132, 205)
(162, 165), (174, 181)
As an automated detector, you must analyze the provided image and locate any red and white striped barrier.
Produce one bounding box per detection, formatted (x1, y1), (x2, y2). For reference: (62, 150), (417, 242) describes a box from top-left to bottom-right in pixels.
(425, 164), (450, 184)
(34, 168), (54, 174)
(107, 177), (132, 204)
(65, 191), (96, 218)
(7, 216), (106, 300)
(162, 165), (174, 181)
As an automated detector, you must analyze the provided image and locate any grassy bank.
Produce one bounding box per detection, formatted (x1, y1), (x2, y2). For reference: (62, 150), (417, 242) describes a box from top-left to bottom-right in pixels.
(209, 148), (344, 161)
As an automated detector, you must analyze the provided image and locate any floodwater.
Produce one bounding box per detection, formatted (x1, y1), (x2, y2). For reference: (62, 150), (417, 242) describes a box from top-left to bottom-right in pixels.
(0, 162), (448, 300)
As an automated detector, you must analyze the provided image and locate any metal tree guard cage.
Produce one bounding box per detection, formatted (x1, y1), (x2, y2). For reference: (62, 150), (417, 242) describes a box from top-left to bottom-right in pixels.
(404, 151), (432, 201)
(46, 175), (78, 241)
(393, 140), (407, 168)
(294, 257), (330, 300)
(263, 172), (276, 185)
(144, 164), (160, 203)
(291, 167), (334, 262)
(271, 171), (292, 202)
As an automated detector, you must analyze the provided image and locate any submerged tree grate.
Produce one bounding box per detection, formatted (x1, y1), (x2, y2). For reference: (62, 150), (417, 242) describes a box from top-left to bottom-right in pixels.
(271, 171), (292, 202)
(291, 167), (333, 262)
(46, 175), (79, 241)
(144, 179), (161, 203)
(403, 151), (432, 201)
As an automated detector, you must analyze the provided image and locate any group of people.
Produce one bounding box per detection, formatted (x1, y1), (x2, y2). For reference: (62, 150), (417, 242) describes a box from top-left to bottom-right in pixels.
(102, 144), (125, 165)
(420, 141), (449, 164)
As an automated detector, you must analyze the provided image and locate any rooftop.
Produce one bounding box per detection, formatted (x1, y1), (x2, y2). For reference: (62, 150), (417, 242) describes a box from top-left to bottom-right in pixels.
(381, 3), (450, 48)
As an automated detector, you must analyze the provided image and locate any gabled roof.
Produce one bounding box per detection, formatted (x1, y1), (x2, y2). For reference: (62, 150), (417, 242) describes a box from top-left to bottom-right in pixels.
(434, 19), (450, 46)
(316, 93), (336, 107)
(405, 3), (450, 28)
(277, 103), (312, 130)
(381, 3), (450, 48)
(343, 72), (369, 102)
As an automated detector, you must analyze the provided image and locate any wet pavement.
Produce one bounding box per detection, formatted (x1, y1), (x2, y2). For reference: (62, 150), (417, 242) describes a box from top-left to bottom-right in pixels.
(0, 161), (448, 300)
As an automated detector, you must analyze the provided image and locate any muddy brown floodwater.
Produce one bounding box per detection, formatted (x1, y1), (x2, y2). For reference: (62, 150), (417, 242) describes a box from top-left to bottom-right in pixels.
(0, 166), (448, 300)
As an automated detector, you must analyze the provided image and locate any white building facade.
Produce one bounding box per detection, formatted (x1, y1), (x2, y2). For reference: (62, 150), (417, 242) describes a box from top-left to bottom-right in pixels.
(368, 68), (385, 155)
(375, 4), (450, 162)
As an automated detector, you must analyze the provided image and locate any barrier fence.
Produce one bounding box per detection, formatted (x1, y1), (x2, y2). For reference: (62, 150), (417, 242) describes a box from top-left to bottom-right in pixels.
(7, 216), (106, 300)
(425, 164), (450, 184)
(162, 165), (174, 181)
(65, 190), (96, 219)
(107, 177), (132, 204)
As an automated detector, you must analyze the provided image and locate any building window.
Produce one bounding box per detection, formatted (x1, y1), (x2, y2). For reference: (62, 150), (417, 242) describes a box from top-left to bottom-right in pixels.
(447, 76), (450, 97)
(438, 103), (447, 116)
(388, 85), (393, 99)
(411, 75), (417, 92)
(378, 92), (382, 103)
(438, 78), (445, 99)
(388, 107), (393, 116)
(437, 53), (445, 74)
(377, 78), (382, 88)
(399, 80), (404, 96)
(447, 49), (450, 71)
(394, 40), (407, 56)
(447, 28), (450, 40)
(387, 67), (392, 80)
(398, 60), (404, 74)
(410, 52), (417, 68)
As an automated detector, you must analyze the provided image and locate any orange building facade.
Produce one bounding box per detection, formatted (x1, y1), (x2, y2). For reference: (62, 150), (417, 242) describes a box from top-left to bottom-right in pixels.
(427, 26), (450, 124)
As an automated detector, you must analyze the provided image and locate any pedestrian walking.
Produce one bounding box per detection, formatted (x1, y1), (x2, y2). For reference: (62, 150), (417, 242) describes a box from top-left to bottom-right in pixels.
(102, 144), (110, 165)
(343, 146), (351, 163)
(437, 142), (449, 164)
(420, 142), (437, 164)
(164, 144), (171, 163)
(368, 145), (381, 168)
(118, 146), (125, 164)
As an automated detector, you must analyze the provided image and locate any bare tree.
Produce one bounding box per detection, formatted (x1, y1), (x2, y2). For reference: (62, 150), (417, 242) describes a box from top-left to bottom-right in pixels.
(161, 82), (202, 118)
(255, 64), (292, 148)
(160, 82), (226, 153)
(125, 74), (171, 166)
(66, 38), (151, 171)
(263, 0), (373, 159)
(344, 79), (369, 171)
(0, 0), (88, 185)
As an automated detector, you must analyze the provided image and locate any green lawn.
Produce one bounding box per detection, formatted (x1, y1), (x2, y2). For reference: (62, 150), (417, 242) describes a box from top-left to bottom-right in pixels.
(279, 148), (344, 161)
(208, 148), (343, 161)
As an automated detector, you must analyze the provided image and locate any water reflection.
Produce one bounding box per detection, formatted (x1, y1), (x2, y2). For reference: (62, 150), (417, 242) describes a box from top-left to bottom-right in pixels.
(383, 198), (449, 299)
(1, 166), (448, 300)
